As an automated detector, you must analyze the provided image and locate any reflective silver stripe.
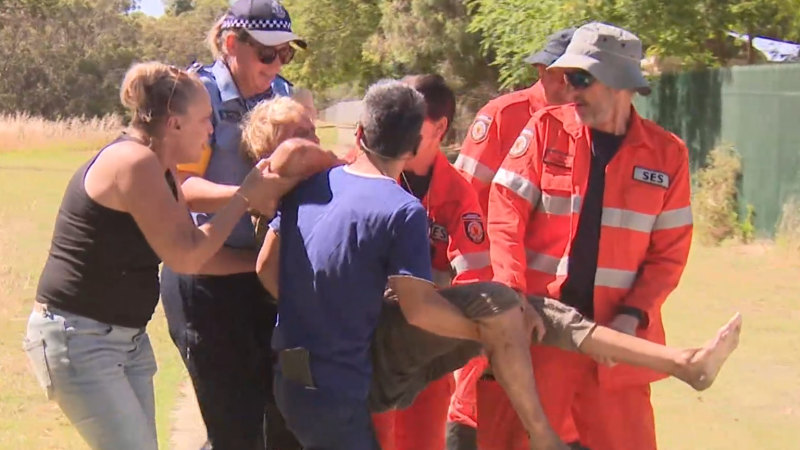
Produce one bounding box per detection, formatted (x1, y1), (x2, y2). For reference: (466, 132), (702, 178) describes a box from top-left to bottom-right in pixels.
(594, 268), (637, 289)
(526, 250), (569, 276)
(454, 154), (495, 184)
(538, 193), (581, 216)
(451, 252), (491, 275)
(493, 168), (541, 206)
(601, 207), (656, 233)
(432, 269), (453, 287)
(654, 206), (693, 230)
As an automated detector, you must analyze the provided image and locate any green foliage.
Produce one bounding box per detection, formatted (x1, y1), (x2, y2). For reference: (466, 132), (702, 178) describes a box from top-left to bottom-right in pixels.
(364, 0), (498, 141)
(693, 144), (744, 245)
(740, 203), (756, 243)
(136, 0), (229, 66)
(3, 0), (800, 118)
(0, 0), (140, 118)
(466, 0), (577, 89)
(280, 0), (383, 100)
(468, 0), (800, 89)
(166, 0), (196, 16)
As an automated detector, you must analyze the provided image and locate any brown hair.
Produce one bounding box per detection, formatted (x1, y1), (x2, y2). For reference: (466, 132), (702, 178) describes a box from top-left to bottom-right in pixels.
(240, 97), (309, 162)
(206, 16), (249, 60)
(401, 74), (456, 138)
(120, 62), (204, 135)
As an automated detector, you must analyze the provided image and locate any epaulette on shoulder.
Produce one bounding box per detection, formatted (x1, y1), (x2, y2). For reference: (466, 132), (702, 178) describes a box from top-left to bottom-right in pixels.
(486, 89), (532, 115)
(640, 117), (679, 141)
(535, 104), (571, 123)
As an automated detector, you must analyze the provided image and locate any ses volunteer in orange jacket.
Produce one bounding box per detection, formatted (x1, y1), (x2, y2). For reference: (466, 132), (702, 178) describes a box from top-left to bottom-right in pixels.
(446, 27), (579, 449)
(370, 75), (492, 450)
(487, 23), (693, 450)
(453, 28), (576, 214)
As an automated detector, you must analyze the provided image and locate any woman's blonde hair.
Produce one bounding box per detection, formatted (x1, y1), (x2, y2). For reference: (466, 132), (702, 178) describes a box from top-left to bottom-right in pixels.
(120, 62), (204, 135)
(240, 97), (309, 161)
(206, 16), (249, 60)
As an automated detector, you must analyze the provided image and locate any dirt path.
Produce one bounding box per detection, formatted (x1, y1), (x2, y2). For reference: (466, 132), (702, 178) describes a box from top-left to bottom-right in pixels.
(169, 380), (206, 450)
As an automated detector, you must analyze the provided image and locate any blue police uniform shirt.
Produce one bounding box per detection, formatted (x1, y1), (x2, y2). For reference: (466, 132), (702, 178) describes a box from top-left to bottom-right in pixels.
(271, 166), (433, 400)
(191, 60), (293, 249)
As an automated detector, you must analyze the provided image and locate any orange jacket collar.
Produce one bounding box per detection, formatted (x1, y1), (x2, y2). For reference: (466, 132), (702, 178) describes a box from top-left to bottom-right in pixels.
(527, 82), (549, 115)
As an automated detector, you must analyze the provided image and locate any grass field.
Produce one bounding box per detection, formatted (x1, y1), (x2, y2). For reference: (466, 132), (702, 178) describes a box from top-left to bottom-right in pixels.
(0, 149), (182, 450)
(1, 146), (798, 449)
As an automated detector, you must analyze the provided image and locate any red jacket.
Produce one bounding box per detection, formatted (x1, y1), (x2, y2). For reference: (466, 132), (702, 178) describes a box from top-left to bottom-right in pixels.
(454, 82), (548, 214)
(424, 152), (493, 287)
(488, 104), (693, 387)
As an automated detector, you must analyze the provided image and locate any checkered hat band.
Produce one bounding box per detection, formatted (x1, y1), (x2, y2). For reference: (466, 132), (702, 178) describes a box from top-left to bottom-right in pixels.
(221, 17), (292, 32)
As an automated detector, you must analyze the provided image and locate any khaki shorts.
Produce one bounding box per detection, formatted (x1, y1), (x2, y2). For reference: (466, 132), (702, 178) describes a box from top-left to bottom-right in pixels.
(368, 282), (596, 412)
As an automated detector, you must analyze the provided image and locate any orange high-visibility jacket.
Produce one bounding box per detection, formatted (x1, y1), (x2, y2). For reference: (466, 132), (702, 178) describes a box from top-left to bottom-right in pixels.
(454, 82), (548, 214)
(373, 152), (491, 450)
(488, 104), (693, 388)
(425, 151), (493, 287)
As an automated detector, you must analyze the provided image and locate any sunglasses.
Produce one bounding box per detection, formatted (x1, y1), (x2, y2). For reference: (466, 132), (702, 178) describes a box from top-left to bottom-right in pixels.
(564, 70), (596, 90)
(166, 65), (185, 115)
(244, 36), (296, 65)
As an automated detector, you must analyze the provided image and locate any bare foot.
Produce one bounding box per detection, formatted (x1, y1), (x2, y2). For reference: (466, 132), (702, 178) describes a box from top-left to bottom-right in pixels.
(683, 313), (742, 391)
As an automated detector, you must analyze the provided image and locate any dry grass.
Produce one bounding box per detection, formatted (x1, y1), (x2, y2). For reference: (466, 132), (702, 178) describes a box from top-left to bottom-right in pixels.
(776, 195), (800, 251)
(0, 113), (121, 153)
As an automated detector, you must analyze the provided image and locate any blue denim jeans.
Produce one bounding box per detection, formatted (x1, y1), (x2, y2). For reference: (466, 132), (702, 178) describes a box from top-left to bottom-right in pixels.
(23, 304), (158, 450)
(274, 371), (379, 450)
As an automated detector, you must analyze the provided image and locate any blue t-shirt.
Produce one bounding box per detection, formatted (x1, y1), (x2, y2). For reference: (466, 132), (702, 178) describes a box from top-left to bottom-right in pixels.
(271, 166), (433, 400)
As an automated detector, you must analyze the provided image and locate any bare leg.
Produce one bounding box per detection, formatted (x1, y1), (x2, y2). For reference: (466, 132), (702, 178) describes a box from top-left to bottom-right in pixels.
(578, 313), (742, 390)
(478, 306), (568, 450)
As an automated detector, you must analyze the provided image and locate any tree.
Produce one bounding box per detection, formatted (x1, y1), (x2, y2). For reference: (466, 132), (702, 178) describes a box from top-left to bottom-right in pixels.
(280, 0), (383, 101)
(0, 0), (141, 118)
(136, 0), (228, 66)
(166, 0), (195, 16)
(365, 1), (492, 87)
(728, 0), (800, 63)
(466, 0), (576, 89)
(364, 0), (498, 140)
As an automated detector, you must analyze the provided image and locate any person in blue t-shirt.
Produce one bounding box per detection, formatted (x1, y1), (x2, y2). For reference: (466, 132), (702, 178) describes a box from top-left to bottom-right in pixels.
(264, 80), (509, 449)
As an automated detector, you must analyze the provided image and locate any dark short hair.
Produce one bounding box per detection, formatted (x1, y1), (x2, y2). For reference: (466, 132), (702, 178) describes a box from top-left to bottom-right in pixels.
(402, 74), (455, 139)
(359, 80), (425, 159)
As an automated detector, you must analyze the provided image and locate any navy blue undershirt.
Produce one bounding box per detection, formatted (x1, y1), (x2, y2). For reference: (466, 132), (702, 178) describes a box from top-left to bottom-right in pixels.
(560, 129), (624, 319)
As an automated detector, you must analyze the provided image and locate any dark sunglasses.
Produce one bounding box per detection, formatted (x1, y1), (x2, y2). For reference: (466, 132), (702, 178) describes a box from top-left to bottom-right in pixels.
(244, 36), (296, 65)
(564, 70), (596, 90)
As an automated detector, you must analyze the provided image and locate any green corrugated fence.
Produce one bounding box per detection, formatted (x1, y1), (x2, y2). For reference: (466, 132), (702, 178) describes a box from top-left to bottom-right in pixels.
(634, 63), (800, 236)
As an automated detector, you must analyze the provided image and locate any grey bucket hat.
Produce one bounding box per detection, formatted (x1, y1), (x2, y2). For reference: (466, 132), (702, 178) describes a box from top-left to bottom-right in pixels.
(549, 22), (651, 95)
(524, 27), (577, 66)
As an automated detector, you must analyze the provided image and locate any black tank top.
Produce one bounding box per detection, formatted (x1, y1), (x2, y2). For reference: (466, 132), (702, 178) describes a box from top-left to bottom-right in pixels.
(36, 136), (178, 328)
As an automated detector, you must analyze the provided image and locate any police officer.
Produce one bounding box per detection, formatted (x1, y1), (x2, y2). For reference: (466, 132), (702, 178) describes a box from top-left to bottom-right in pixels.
(159, 0), (305, 448)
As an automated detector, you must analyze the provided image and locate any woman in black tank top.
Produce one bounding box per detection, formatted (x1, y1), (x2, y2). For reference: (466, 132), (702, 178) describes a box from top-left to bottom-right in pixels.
(22, 62), (289, 450)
